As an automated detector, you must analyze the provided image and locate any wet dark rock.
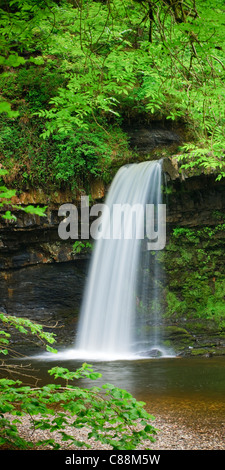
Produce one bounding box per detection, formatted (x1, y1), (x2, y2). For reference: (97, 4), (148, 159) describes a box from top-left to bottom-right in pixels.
(166, 173), (225, 227)
(0, 152), (225, 270)
(0, 261), (89, 352)
(146, 348), (164, 358)
(127, 127), (181, 155)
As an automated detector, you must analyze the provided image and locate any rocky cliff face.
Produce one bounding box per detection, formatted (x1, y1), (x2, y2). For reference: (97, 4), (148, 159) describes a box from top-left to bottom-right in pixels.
(1, 128), (225, 357)
(163, 158), (225, 228)
(0, 155), (224, 271)
(0, 190), (76, 270)
(1, 123), (219, 271)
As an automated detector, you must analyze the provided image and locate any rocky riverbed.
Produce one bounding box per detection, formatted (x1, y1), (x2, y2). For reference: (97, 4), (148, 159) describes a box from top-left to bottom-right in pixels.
(3, 408), (224, 451)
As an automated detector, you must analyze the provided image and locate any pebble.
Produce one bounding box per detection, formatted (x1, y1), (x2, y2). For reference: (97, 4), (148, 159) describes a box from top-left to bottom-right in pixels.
(149, 415), (224, 450)
(4, 410), (224, 451)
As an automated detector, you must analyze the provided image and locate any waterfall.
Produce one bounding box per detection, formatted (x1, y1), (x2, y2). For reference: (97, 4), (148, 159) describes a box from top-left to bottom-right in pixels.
(73, 160), (170, 360)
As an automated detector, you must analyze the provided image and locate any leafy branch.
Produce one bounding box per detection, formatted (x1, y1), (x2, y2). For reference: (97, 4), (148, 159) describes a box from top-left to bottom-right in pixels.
(0, 169), (47, 220)
(0, 363), (157, 450)
(0, 312), (57, 356)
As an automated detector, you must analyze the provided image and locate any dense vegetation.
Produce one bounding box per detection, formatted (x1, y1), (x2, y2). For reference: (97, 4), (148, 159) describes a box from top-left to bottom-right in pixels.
(0, 313), (156, 449)
(164, 224), (225, 328)
(0, 0), (225, 450)
(0, 0), (224, 193)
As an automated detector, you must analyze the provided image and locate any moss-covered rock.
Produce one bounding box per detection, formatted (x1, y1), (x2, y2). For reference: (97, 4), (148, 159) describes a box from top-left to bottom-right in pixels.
(158, 223), (225, 355)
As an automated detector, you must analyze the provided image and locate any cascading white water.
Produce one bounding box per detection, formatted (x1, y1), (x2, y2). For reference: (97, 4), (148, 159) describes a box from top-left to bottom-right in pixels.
(33, 159), (175, 362)
(73, 159), (169, 360)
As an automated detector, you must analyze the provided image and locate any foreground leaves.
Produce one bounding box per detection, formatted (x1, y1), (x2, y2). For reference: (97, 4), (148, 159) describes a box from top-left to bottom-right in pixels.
(0, 312), (57, 354)
(0, 363), (157, 450)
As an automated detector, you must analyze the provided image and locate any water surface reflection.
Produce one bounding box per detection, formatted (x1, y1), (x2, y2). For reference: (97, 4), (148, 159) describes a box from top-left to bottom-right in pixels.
(24, 355), (225, 429)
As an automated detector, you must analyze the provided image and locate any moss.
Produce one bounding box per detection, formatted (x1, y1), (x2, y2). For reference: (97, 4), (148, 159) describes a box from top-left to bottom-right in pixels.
(190, 348), (213, 356)
(162, 224), (225, 330)
(213, 348), (225, 356)
(184, 321), (218, 333)
(164, 326), (191, 337)
(163, 326), (195, 350)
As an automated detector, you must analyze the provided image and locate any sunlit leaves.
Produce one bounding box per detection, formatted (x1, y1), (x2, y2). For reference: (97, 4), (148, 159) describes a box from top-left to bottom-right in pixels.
(0, 360), (157, 450)
(0, 187), (16, 199)
(0, 100), (19, 118)
(0, 168), (47, 221)
(17, 205), (47, 217)
(0, 0), (225, 183)
(0, 312), (56, 354)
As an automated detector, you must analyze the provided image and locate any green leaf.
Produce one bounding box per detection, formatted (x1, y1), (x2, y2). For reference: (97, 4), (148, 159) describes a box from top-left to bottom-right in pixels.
(19, 205), (47, 217)
(0, 349), (8, 355)
(46, 345), (58, 354)
(2, 211), (17, 221)
(0, 169), (8, 177)
(0, 101), (19, 118)
(0, 189), (17, 199)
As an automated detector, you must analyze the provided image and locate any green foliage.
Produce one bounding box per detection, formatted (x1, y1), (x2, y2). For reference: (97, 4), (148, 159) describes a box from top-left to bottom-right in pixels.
(73, 240), (93, 254)
(0, 100), (19, 118)
(50, 125), (128, 187)
(0, 318), (156, 450)
(0, 169), (47, 220)
(163, 224), (225, 327)
(0, 312), (57, 355)
(0, 361), (156, 450)
(172, 227), (200, 244)
(0, 206), (156, 451)
(0, 0), (224, 189)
